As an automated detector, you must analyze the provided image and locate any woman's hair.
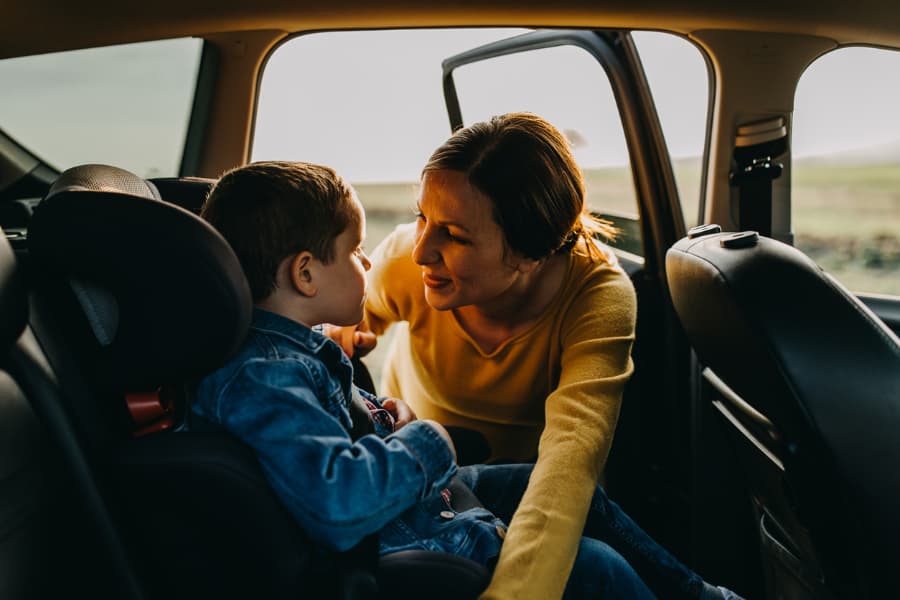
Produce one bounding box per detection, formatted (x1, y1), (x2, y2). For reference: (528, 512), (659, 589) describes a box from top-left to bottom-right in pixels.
(201, 161), (357, 302)
(422, 112), (616, 261)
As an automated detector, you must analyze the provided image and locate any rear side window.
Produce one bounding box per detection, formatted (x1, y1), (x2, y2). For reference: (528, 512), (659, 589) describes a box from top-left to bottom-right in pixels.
(0, 38), (202, 178)
(632, 31), (709, 229)
(792, 47), (900, 296)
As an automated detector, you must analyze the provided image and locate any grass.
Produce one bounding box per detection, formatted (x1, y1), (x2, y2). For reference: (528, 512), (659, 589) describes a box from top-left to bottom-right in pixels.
(793, 161), (900, 295)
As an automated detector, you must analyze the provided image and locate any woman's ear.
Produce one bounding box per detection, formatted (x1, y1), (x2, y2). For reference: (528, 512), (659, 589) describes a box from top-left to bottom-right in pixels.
(289, 251), (317, 296)
(514, 256), (541, 274)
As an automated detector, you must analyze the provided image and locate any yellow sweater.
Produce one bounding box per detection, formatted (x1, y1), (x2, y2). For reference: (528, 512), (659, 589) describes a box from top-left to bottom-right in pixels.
(365, 223), (637, 600)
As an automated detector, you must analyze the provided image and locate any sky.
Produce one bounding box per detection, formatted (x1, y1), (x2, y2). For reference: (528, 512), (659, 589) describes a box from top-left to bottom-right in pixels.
(251, 28), (709, 182)
(2, 29), (900, 180)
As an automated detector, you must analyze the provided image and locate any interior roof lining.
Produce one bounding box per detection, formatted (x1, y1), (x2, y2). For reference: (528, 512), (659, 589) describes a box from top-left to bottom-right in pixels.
(3, 1), (900, 59)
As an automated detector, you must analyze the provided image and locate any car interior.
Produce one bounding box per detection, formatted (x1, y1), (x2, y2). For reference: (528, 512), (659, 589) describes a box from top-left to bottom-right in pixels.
(1, 1), (899, 599)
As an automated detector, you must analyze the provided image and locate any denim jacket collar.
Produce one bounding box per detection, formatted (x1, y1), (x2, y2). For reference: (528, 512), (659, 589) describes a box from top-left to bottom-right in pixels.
(250, 307), (329, 352)
(250, 307), (354, 397)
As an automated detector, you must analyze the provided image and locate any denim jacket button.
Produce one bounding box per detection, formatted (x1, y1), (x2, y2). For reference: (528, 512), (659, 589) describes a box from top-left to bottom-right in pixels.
(439, 510), (455, 520)
(495, 525), (507, 539)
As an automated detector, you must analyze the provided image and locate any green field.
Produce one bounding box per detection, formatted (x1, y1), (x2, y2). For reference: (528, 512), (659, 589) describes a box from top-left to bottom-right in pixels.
(355, 160), (900, 295)
(792, 161), (900, 295)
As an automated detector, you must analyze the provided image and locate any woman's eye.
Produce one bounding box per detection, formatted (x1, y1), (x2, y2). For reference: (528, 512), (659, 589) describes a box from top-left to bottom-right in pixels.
(447, 232), (470, 245)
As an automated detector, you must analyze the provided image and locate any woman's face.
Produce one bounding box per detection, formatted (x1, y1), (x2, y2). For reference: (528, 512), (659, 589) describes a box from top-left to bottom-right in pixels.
(413, 169), (523, 311)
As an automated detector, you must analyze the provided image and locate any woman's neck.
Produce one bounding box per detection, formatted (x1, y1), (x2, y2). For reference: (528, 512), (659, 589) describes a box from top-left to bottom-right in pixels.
(454, 252), (568, 350)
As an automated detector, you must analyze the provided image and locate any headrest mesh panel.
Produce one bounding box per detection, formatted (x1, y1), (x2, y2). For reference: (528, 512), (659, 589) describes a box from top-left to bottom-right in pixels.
(48, 164), (161, 201)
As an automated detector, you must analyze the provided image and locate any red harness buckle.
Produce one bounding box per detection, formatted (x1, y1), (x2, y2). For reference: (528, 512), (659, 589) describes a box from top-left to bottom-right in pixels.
(126, 387), (175, 437)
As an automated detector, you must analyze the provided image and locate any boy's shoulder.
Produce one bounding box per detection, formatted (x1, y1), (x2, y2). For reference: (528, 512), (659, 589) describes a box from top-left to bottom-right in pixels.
(195, 309), (335, 405)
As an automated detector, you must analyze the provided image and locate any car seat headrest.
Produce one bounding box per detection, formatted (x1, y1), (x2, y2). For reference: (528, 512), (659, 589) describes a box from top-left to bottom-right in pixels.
(149, 176), (216, 214)
(47, 163), (163, 201)
(0, 228), (26, 351)
(28, 164), (252, 391)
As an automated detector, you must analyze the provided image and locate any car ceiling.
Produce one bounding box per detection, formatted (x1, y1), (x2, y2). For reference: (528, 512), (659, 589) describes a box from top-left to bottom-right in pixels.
(4, 0), (900, 59)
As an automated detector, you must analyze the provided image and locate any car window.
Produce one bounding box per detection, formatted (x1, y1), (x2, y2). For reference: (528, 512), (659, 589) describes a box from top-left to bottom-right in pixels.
(443, 42), (641, 255)
(253, 28), (705, 381)
(254, 29), (709, 261)
(632, 31), (709, 229)
(254, 29), (534, 384)
(0, 38), (202, 178)
(255, 29), (531, 251)
(793, 47), (900, 296)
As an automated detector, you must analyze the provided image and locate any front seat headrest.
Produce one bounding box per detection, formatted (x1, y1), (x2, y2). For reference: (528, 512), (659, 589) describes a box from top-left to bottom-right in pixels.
(28, 164), (252, 391)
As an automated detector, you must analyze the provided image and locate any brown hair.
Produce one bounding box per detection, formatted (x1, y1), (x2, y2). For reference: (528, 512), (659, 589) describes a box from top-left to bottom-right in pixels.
(201, 161), (357, 302)
(422, 112), (615, 261)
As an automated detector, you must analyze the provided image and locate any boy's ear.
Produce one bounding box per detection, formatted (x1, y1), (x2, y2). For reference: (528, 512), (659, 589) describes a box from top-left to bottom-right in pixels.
(289, 251), (317, 296)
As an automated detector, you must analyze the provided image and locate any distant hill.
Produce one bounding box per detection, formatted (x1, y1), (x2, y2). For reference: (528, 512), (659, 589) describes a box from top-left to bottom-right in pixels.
(794, 139), (900, 165)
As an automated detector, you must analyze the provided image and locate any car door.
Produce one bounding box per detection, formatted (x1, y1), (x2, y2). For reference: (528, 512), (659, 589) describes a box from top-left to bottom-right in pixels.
(439, 28), (700, 560)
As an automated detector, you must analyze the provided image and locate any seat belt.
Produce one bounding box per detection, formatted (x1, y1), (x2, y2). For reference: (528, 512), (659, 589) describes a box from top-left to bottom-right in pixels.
(730, 117), (788, 237)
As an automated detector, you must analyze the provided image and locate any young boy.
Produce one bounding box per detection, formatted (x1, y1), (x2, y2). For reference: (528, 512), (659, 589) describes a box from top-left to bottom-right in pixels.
(195, 161), (739, 600)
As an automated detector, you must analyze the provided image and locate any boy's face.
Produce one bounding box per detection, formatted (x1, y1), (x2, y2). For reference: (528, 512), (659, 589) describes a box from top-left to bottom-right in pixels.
(315, 195), (371, 326)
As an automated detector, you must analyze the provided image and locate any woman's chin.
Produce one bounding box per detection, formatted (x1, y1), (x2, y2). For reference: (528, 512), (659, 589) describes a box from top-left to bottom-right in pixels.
(424, 288), (458, 311)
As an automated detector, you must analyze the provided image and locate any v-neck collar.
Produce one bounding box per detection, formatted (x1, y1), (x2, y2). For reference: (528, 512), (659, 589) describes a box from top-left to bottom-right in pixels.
(449, 251), (575, 357)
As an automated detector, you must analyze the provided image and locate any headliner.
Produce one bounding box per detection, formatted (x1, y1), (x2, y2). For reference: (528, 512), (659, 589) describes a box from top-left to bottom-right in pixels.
(3, 0), (900, 60)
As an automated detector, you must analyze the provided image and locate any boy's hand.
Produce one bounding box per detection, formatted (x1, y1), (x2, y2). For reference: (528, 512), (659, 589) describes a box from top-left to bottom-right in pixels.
(324, 323), (377, 358)
(381, 397), (416, 430)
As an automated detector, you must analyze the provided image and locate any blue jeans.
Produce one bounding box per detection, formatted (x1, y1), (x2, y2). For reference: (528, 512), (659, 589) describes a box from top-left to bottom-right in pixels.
(457, 463), (707, 600)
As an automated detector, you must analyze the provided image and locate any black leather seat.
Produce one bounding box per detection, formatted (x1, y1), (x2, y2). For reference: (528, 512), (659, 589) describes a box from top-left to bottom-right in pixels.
(24, 164), (338, 599)
(0, 223), (143, 599)
(666, 228), (900, 600)
(23, 164), (489, 600)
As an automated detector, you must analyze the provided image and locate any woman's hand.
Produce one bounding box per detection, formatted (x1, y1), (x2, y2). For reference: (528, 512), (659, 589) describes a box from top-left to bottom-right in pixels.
(381, 397), (417, 430)
(323, 322), (378, 358)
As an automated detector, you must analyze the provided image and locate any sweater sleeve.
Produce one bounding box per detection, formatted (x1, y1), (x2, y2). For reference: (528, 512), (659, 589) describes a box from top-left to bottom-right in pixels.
(479, 268), (637, 600)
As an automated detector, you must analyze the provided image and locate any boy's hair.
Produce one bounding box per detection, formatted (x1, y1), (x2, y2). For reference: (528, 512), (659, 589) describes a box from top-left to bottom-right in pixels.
(201, 161), (357, 302)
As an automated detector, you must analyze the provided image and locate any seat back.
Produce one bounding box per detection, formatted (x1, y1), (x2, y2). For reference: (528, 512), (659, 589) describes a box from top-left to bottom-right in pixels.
(0, 224), (143, 598)
(666, 228), (900, 599)
(24, 164), (325, 599)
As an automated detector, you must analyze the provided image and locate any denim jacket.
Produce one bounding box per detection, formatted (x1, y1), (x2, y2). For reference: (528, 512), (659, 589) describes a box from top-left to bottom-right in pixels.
(194, 308), (505, 564)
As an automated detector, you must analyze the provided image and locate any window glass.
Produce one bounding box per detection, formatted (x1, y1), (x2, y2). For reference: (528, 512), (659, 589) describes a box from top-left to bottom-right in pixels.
(449, 43), (641, 255)
(793, 47), (900, 295)
(632, 31), (709, 229)
(254, 28), (696, 381)
(0, 38), (202, 178)
(255, 29), (531, 384)
(255, 29), (649, 258)
(255, 29), (529, 250)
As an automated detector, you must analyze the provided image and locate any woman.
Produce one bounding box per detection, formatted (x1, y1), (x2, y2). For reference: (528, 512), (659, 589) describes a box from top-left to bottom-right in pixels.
(339, 113), (723, 599)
